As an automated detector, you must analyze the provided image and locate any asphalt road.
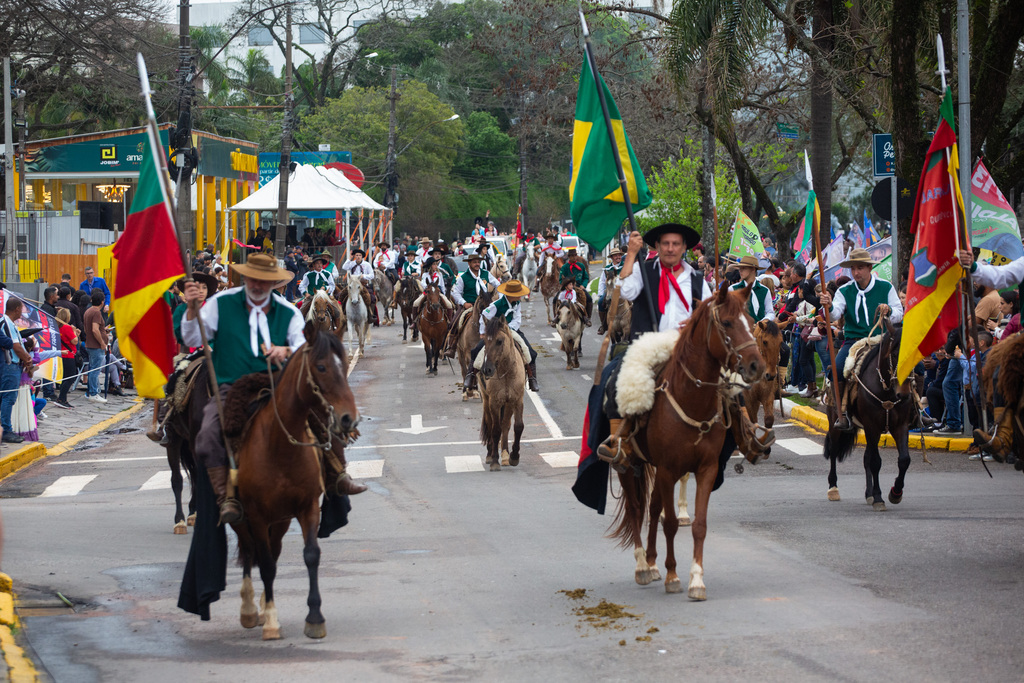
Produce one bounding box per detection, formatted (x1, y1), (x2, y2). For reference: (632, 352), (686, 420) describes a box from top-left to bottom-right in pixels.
(2, 291), (1023, 682)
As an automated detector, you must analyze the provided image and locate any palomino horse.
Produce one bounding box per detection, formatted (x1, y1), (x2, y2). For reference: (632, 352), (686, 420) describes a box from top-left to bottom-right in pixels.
(233, 322), (360, 640)
(518, 245), (538, 298)
(374, 268), (395, 327)
(478, 315), (526, 470)
(555, 300), (584, 370)
(539, 256), (563, 324)
(303, 289), (345, 341)
(456, 290), (494, 401)
(395, 275), (420, 343)
(745, 319), (783, 445)
(492, 254), (511, 283)
(345, 276), (370, 356)
(612, 285), (764, 599)
(418, 283), (448, 376)
(823, 319), (914, 510)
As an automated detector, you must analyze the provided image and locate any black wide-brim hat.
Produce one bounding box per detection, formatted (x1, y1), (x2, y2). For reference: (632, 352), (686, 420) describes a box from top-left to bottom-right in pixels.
(643, 223), (701, 250)
(174, 272), (220, 294)
(350, 248), (366, 258)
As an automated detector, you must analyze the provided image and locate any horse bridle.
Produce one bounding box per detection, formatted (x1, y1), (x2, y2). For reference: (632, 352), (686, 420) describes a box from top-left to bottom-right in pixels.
(265, 345), (353, 450)
(675, 301), (757, 390)
(852, 314), (908, 433)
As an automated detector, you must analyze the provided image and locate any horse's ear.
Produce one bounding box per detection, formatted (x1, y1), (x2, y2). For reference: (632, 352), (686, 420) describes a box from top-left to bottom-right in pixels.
(715, 281), (730, 303)
(757, 319), (768, 331)
(303, 319), (317, 344)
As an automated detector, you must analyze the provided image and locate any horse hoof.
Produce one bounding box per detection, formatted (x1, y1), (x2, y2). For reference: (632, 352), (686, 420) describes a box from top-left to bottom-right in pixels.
(462, 394), (468, 402)
(678, 515), (691, 527)
(173, 521), (188, 535)
(665, 578), (683, 594)
(888, 487), (903, 505)
(501, 449), (510, 466)
(304, 621), (327, 639)
(865, 497), (874, 505)
(827, 487), (840, 502)
(490, 461), (501, 472)
(635, 569), (655, 586)
(262, 626), (281, 641)
(240, 612), (259, 629)
(509, 452), (520, 467)
(688, 585), (707, 601)
(651, 566), (662, 581)
(187, 513), (196, 527)
(872, 501), (887, 512)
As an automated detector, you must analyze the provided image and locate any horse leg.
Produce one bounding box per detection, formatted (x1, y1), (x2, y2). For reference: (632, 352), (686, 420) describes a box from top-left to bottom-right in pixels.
(509, 400), (524, 467)
(424, 340), (432, 372)
(638, 471), (662, 586)
(168, 443), (187, 534)
(499, 404), (511, 466)
(863, 433), (885, 511)
(688, 464), (717, 601)
(656, 471), (682, 594)
(677, 473), (691, 526)
(298, 503), (326, 639)
(889, 425), (911, 505)
(490, 404), (503, 472)
(827, 446), (841, 502)
(251, 520), (281, 640)
(236, 527), (260, 629)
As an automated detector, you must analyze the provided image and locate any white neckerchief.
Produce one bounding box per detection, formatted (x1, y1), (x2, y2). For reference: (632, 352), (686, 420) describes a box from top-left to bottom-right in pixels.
(853, 274), (876, 324)
(246, 293), (272, 357)
(746, 280), (761, 317)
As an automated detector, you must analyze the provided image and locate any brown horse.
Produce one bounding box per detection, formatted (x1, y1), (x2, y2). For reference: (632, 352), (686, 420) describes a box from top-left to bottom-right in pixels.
(456, 290), (494, 401)
(539, 256), (563, 324)
(419, 283), (448, 376)
(233, 322), (359, 640)
(302, 289), (346, 341)
(744, 319), (783, 441)
(609, 299), (633, 345)
(395, 275), (420, 343)
(611, 285), (764, 599)
(478, 315), (526, 470)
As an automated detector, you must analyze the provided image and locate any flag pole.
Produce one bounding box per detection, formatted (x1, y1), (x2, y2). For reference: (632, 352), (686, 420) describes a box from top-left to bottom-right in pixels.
(711, 183), (720, 288)
(579, 12), (657, 327)
(137, 53), (241, 492)
(806, 151), (842, 411)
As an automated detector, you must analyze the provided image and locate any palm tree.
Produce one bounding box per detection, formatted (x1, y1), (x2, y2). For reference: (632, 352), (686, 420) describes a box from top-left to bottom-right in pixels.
(227, 49), (282, 106)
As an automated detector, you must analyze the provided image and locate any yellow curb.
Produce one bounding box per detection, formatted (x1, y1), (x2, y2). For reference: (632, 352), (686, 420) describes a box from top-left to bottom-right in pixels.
(0, 575), (10, 594)
(0, 593), (12, 627)
(1, 622), (38, 683)
(0, 400), (146, 483)
(788, 404), (973, 452)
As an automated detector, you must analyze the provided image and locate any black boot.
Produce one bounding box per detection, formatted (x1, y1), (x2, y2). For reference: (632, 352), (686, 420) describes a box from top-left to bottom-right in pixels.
(464, 368), (478, 394)
(526, 361), (539, 392)
(207, 466), (242, 525)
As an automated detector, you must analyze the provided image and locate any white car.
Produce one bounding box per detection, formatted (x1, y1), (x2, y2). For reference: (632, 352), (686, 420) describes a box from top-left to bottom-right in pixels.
(559, 235), (589, 261)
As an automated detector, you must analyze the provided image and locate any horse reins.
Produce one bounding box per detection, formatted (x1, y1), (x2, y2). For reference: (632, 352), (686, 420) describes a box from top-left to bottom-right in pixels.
(852, 313), (907, 434)
(264, 347), (344, 450)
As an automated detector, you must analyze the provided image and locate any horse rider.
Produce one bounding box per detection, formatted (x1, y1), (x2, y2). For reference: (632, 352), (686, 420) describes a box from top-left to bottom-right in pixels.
(299, 252), (336, 299)
(431, 245), (457, 286)
(320, 249), (339, 281)
(466, 279), (540, 393)
(728, 255), (775, 322)
(477, 241), (495, 272)
(558, 247), (592, 326)
(413, 257), (455, 321)
(817, 248), (904, 432)
(596, 247), (624, 334)
(538, 232), (565, 273)
(181, 254), (366, 525)
(416, 237), (432, 265)
(443, 252), (501, 358)
(392, 245), (422, 307)
(343, 248), (379, 326)
(959, 249), (1023, 457)
(373, 240), (397, 283)
(556, 277), (589, 325)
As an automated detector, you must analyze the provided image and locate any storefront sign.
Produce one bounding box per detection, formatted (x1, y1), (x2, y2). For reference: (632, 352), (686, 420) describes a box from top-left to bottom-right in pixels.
(197, 136), (260, 181)
(258, 151), (353, 185)
(25, 130), (169, 174)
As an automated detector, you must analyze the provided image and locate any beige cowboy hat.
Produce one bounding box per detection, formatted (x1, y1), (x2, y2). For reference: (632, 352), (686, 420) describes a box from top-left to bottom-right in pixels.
(608, 247), (624, 258)
(419, 237), (432, 244)
(839, 247), (878, 268)
(233, 253), (294, 284)
(497, 280), (529, 299)
(737, 255), (760, 270)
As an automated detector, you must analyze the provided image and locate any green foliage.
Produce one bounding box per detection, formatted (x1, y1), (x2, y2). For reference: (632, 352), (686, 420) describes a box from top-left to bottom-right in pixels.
(451, 111), (516, 181)
(636, 154), (740, 249)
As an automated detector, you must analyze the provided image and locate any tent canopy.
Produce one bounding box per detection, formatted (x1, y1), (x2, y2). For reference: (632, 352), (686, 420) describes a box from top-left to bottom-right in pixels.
(229, 163), (385, 212)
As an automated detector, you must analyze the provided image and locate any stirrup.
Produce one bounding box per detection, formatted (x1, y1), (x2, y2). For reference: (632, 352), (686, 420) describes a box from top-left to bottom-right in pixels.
(596, 437), (630, 474)
(834, 414), (854, 433)
(219, 498), (243, 525)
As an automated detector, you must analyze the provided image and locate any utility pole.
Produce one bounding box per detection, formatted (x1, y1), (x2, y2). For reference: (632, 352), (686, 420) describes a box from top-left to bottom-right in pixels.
(3, 58), (17, 282)
(519, 139), (528, 237)
(174, 0), (196, 252)
(273, 4), (293, 258)
(382, 65), (398, 216)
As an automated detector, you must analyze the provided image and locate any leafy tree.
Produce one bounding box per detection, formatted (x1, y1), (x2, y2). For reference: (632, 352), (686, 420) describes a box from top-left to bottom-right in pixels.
(451, 112), (516, 181)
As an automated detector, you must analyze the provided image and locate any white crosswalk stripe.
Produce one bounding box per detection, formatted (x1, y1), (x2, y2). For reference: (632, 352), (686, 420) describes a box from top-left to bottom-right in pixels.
(445, 455), (484, 473)
(347, 459), (385, 479)
(39, 475), (97, 498)
(139, 471), (172, 491)
(774, 437), (822, 456)
(541, 451), (579, 468)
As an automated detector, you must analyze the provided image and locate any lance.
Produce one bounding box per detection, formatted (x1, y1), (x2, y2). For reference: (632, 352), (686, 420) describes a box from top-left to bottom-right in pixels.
(579, 11), (657, 329)
(136, 54), (241, 496)
(805, 151), (843, 412)
(711, 179), (720, 288)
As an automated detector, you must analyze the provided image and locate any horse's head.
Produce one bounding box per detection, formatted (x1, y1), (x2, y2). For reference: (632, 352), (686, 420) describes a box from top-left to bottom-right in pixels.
(705, 284), (764, 383)
(754, 319), (783, 378)
(347, 275), (362, 295)
(877, 319), (907, 393)
(300, 320), (359, 437)
(307, 289), (339, 330)
(480, 314), (511, 379)
(474, 289), (496, 316)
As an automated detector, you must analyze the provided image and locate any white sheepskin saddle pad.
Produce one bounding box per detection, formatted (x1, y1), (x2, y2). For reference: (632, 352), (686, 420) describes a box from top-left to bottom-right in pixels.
(843, 335), (882, 380)
(615, 330), (681, 417)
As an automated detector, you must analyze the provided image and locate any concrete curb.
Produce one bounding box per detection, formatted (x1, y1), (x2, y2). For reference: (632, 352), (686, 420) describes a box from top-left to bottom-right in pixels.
(0, 572), (37, 682)
(782, 398), (974, 451)
(0, 400), (146, 484)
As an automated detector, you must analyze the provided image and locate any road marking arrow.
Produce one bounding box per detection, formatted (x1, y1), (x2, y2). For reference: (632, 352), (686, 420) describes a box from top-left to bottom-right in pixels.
(387, 414), (446, 435)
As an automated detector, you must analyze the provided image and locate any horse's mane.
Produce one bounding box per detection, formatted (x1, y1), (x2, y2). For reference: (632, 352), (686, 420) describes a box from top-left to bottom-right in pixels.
(484, 313), (508, 338)
(306, 325), (345, 360)
(760, 319), (780, 338)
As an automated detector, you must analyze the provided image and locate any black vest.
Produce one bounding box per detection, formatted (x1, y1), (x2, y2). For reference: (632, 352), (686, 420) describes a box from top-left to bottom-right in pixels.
(629, 259), (705, 340)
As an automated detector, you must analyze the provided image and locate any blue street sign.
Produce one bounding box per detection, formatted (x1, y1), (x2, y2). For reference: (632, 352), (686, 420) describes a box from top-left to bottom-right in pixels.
(873, 133), (895, 177)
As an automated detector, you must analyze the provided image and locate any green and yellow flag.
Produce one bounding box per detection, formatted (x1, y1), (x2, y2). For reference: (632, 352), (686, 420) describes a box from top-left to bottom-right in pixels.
(569, 59), (651, 250)
(728, 210), (768, 260)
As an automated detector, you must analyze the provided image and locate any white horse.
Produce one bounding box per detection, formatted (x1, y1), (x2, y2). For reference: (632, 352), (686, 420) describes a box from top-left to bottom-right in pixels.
(345, 276), (370, 357)
(520, 245), (538, 300)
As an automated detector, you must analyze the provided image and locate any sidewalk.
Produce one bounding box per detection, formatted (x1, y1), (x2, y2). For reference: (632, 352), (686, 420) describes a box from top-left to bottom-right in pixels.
(0, 387), (146, 682)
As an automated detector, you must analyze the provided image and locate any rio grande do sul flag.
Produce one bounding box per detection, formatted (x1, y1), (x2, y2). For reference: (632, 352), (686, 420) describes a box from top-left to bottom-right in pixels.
(569, 58), (651, 250)
(897, 86), (965, 383)
(111, 127), (183, 398)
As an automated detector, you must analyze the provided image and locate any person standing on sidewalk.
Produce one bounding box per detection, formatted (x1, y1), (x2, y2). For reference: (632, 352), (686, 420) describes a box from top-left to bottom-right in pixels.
(80, 266), (111, 312)
(83, 289), (109, 403)
(0, 298), (32, 443)
(54, 308), (79, 409)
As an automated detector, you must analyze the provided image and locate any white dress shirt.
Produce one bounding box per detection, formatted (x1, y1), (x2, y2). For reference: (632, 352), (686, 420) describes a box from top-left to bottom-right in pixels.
(974, 256), (1024, 290)
(342, 260), (375, 282)
(181, 287), (305, 353)
(620, 260), (712, 331)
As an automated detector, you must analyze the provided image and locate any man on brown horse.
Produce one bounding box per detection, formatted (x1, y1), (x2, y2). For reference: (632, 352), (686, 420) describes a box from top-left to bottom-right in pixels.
(443, 252), (500, 358)
(573, 224), (770, 514)
(466, 280), (539, 393)
(182, 254), (366, 525)
(596, 247), (624, 334)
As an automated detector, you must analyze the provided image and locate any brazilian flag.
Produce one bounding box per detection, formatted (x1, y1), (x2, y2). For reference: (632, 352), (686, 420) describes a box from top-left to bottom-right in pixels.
(569, 59), (652, 250)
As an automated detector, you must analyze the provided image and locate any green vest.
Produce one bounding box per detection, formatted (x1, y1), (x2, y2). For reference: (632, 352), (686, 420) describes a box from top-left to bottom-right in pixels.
(439, 262), (455, 280)
(730, 280), (771, 322)
(460, 269), (489, 304)
(491, 295), (515, 324)
(173, 302), (187, 346)
(212, 290), (298, 384)
(837, 277), (895, 340)
(560, 261), (588, 287)
(604, 264), (622, 278)
(402, 260), (419, 277)
(304, 270), (331, 293)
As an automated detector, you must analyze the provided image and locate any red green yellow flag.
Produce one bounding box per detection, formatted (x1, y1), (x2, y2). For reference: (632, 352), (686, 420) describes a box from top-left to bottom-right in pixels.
(897, 86), (965, 383)
(111, 128), (183, 398)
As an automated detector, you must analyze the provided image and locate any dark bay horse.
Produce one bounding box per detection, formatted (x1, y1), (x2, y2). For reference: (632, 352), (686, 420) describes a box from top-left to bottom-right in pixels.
(419, 283), (448, 376)
(233, 322), (359, 640)
(163, 362), (206, 534)
(396, 275), (420, 343)
(456, 290), (494, 401)
(479, 315), (525, 470)
(823, 320), (915, 511)
(612, 285), (764, 599)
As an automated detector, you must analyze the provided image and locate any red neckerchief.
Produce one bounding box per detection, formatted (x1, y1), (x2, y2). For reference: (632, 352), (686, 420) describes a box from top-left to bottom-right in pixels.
(658, 261), (687, 314)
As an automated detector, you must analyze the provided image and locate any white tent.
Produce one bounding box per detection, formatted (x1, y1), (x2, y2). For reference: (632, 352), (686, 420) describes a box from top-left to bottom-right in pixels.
(229, 163), (385, 212)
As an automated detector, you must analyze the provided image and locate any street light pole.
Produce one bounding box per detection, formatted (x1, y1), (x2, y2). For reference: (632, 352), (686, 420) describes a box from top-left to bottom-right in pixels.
(174, 0), (196, 251)
(383, 65), (398, 214)
(273, 3), (293, 258)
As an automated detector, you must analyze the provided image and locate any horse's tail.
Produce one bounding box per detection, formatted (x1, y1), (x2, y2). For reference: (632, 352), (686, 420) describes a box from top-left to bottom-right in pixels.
(824, 428), (856, 463)
(609, 465), (652, 550)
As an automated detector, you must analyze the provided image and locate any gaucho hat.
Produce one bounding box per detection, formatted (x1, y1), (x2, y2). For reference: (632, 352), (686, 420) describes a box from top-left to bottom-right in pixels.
(642, 223), (701, 250)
